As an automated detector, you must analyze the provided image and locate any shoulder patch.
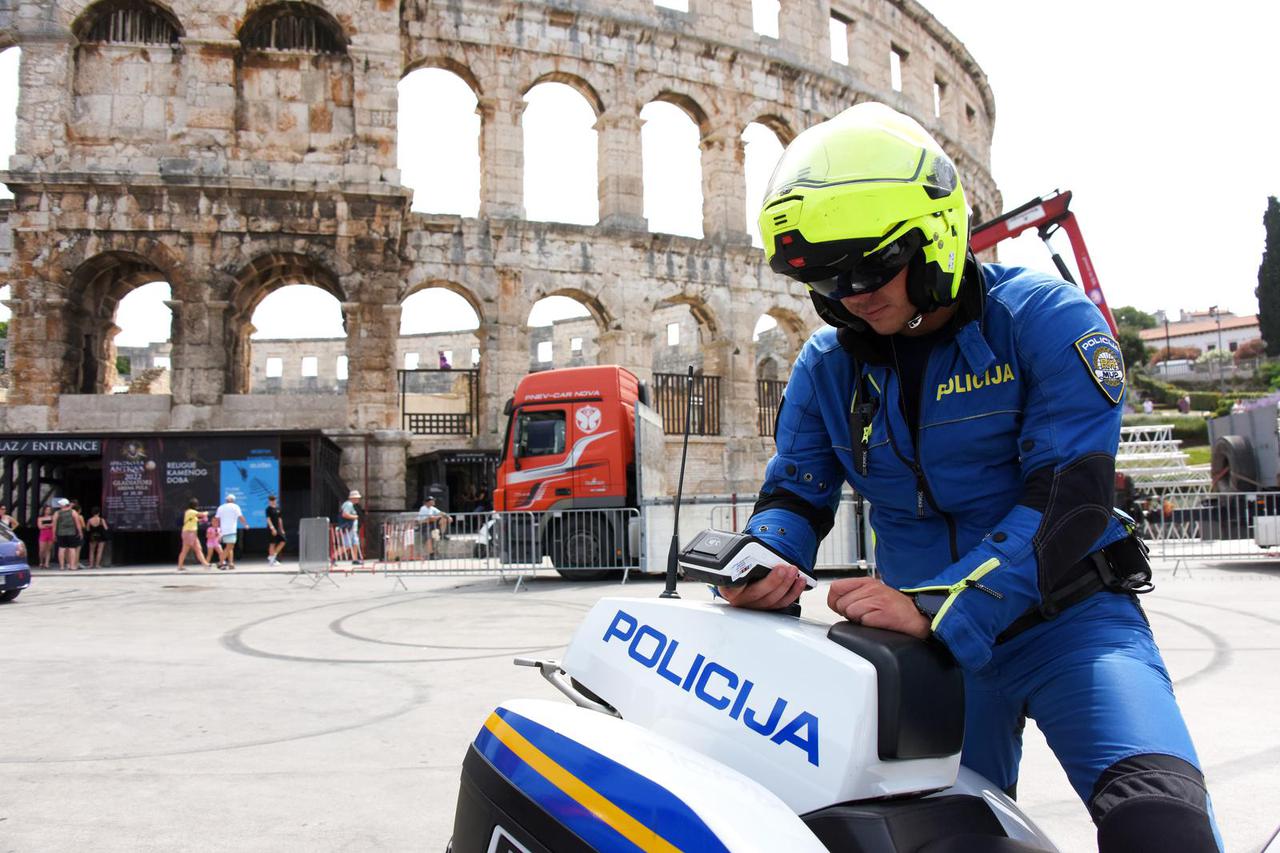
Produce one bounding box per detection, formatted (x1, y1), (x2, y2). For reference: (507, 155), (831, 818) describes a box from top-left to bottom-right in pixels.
(1074, 332), (1125, 404)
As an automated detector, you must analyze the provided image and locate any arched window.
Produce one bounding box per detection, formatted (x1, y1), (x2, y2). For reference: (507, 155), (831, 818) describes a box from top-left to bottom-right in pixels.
(398, 69), (480, 216)
(528, 296), (595, 371)
(249, 285), (347, 394)
(742, 122), (785, 247)
(113, 281), (173, 393)
(239, 2), (346, 54)
(523, 83), (598, 225)
(74, 0), (182, 46)
(0, 48), (18, 201)
(641, 101), (703, 238)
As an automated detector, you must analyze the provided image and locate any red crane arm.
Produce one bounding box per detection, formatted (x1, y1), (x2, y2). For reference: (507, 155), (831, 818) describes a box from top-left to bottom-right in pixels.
(971, 190), (1119, 337)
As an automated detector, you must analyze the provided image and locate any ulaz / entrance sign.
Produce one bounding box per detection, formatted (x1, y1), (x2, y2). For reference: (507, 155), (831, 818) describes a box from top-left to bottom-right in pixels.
(0, 439), (102, 454)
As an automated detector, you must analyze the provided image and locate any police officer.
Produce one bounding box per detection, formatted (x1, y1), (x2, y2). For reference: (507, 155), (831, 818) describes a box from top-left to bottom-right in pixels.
(722, 103), (1220, 851)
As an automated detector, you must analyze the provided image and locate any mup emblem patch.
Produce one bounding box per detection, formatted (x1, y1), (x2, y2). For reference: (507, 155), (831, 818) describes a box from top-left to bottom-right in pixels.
(1075, 332), (1126, 404)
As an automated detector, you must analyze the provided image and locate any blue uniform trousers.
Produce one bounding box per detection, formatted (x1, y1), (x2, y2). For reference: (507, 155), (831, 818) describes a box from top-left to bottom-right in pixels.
(961, 591), (1222, 849)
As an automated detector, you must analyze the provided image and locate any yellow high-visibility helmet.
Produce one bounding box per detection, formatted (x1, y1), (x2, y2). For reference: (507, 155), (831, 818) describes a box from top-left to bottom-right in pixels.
(759, 103), (968, 327)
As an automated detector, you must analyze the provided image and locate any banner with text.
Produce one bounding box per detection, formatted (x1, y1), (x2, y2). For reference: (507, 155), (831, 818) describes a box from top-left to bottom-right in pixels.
(103, 437), (281, 531)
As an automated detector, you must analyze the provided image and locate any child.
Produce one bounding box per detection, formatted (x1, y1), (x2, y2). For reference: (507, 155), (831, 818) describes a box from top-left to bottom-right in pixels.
(205, 516), (225, 569)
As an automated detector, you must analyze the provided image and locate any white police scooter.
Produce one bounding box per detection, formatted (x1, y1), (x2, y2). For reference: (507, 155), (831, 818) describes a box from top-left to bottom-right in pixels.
(449, 381), (1058, 852)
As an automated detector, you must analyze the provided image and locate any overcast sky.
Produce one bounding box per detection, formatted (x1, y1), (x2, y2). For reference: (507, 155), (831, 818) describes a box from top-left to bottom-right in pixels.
(923, 0), (1280, 318)
(3, 4), (1277, 342)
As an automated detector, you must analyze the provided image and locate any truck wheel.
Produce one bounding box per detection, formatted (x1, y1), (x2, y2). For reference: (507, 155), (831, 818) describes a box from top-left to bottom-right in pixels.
(1211, 435), (1259, 492)
(551, 517), (615, 581)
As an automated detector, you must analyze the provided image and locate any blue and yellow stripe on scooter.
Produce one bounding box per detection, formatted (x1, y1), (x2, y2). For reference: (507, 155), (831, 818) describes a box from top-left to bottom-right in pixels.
(475, 707), (730, 852)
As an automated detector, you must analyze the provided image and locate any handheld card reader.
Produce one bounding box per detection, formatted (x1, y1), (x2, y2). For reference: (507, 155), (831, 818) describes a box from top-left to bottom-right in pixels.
(678, 528), (817, 589)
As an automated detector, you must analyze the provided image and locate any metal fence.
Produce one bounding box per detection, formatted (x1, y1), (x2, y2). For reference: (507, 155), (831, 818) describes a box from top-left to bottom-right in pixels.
(1135, 487), (1280, 566)
(398, 368), (480, 436)
(652, 372), (721, 435)
(757, 379), (786, 437)
(376, 508), (642, 590)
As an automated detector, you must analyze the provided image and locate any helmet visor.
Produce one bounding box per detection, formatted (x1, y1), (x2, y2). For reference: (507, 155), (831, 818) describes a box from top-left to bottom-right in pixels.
(806, 230), (922, 300)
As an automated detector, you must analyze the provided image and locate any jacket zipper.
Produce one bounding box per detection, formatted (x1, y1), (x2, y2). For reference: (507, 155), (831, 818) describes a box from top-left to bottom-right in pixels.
(880, 345), (960, 563)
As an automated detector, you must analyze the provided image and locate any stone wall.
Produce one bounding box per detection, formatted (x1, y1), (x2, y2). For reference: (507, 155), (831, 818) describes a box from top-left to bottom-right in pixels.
(0, 0), (999, 501)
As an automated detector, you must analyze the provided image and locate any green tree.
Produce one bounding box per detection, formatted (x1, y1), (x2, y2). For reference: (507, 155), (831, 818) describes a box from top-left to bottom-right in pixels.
(115, 355), (132, 376)
(1258, 196), (1280, 356)
(1117, 326), (1148, 373)
(1112, 305), (1157, 331)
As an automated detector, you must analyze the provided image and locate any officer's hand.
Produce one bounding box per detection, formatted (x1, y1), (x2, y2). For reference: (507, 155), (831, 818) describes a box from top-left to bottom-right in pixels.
(828, 576), (930, 639)
(719, 564), (807, 611)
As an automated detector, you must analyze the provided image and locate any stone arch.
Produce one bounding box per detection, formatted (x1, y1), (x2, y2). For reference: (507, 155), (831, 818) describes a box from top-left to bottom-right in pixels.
(399, 279), (486, 326)
(652, 292), (720, 376)
(640, 88), (710, 136)
(521, 71), (605, 118)
(399, 281), (485, 378)
(527, 286), (613, 334)
(238, 1), (348, 54)
(226, 251), (348, 394)
(753, 305), (806, 379)
(61, 250), (176, 394)
(525, 288), (610, 371)
(743, 110), (796, 145)
(657, 292), (719, 339)
(401, 56), (483, 97)
(71, 0), (185, 45)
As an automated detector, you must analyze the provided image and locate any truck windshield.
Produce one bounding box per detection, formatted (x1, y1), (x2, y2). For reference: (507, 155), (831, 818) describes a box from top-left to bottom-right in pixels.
(516, 410), (566, 458)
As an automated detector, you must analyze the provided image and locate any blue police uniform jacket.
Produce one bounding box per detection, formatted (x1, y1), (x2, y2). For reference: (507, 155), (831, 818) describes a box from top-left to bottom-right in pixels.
(748, 264), (1130, 671)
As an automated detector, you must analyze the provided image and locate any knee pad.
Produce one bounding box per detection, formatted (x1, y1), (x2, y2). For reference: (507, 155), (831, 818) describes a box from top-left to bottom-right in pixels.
(1090, 754), (1220, 853)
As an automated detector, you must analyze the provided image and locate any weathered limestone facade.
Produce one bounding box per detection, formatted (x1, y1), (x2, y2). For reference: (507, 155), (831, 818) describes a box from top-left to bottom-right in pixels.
(0, 0), (999, 502)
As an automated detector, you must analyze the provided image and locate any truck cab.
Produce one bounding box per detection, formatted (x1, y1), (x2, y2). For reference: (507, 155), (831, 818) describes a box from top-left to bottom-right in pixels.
(495, 366), (642, 513)
(494, 366), (650, 579)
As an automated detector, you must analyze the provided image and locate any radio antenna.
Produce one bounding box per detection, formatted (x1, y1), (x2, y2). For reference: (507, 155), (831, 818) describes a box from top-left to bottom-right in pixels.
(661, 365), (695, 599)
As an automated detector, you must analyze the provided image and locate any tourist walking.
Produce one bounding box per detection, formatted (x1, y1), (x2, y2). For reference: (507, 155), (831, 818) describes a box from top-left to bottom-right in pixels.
(36, 505), (54, 568)
(339, 490), (363, 566)
(84, 507), (110, 568)
(265, 494), (286, 566)
(53, 498), (83, 571)
(214, 494), (248, 570)
(177, 498), (210, 571)
(205, 517), (225, 568)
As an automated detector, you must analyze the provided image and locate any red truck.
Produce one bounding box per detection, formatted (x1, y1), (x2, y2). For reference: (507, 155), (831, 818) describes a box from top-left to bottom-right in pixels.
(494, 365), (663, 579)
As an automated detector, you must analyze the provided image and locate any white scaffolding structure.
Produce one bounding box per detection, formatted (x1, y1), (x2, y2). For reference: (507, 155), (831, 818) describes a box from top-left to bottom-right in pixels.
(1116, 423), (1211, 501)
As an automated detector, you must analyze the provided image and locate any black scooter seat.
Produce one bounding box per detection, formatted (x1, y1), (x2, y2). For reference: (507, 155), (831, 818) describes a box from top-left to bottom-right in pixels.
(826, 622), (965, 760)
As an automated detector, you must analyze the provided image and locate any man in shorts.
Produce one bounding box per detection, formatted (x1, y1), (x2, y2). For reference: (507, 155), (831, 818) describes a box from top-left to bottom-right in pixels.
(265, 494), (286, 567)
(339, 490), (362, 566)
(214, 494), (248, 570)
(416, 496), (450, 559)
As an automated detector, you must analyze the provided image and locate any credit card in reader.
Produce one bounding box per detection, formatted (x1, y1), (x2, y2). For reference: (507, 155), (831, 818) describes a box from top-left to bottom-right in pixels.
(678, 529), (816, 588)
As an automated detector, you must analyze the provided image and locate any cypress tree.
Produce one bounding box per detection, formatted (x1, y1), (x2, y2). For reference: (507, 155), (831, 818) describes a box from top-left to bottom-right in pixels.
(1258, 196), (1280, 356)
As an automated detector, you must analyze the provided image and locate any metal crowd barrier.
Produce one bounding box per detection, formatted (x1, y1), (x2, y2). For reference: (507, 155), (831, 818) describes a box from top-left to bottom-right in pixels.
(290, 516), (338, 588)
(1133, 488), (1280, 570)
(377, 508), (642, 591)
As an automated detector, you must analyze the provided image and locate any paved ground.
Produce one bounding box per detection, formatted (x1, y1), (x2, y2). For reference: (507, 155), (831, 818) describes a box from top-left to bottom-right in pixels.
(1, 558), (1278, 852)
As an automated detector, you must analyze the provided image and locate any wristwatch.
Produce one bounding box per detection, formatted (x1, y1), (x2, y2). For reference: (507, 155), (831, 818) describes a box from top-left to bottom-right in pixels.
(912, 592), (949, 627)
